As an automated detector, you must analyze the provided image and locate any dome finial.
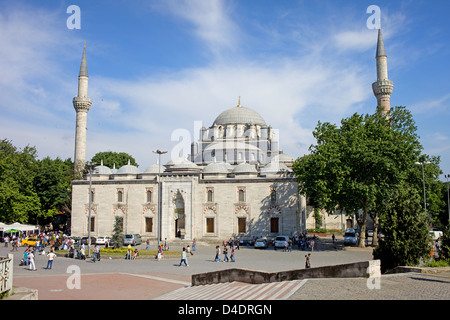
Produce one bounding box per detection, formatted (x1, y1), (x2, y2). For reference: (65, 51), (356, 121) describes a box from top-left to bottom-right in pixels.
(237, 96), (242, 107)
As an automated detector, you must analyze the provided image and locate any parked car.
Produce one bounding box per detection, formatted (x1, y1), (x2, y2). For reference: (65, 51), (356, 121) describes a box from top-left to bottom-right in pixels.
(123, 234), (142, 246)
(274, 236), (289, 249)
(254, 238), (269, 249)
(80, 236), (97, 245)
(96, 236), (111, 245)
(21, 237), (37, 246)
(344, 229), (358, 246)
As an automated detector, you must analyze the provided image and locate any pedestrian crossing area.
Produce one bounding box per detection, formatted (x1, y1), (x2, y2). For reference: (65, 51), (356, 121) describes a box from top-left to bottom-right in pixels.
(155, 279), (307, 300)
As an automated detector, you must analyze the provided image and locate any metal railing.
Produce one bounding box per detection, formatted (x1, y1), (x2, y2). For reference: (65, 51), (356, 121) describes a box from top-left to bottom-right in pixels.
(0, 254), (13, 294)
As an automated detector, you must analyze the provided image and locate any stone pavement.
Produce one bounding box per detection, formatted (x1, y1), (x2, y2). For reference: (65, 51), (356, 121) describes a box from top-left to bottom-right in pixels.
(2, 236), (449, 300)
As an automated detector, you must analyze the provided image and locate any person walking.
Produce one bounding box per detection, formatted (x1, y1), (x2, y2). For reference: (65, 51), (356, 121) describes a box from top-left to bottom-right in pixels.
(146, 239), (150, 250)
(157, 244), (163, 261)
(230, 246), (235, 262)
(46, 249), (56, 269)
(223, 246), (229, 262)
(305, 253), (311, 269)
(93, 245), (100, 262)
(28, 249), (36, 271)
(214, 245), (221, 262)
(192, 239), (197, 252)
(179, 247), (188, 267)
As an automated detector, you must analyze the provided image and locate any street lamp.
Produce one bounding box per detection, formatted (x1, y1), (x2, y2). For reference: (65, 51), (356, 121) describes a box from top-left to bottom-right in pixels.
(445, 174), (450, 223)
(85, 161), (96, 257)
(153, 150), (167, 248)
(415, 161), (431, 216)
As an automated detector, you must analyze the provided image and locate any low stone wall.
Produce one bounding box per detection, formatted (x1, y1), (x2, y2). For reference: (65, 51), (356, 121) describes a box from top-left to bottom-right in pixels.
(192, 260), (380, 286)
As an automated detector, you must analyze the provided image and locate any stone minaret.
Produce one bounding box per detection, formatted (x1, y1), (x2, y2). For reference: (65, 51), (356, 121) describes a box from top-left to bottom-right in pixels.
(73, 42), (92, 175)
(372, 29), (393, 115)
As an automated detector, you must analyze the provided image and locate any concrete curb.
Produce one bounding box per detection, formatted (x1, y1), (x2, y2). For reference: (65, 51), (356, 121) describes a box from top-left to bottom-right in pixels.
(4, 287), (38, 300)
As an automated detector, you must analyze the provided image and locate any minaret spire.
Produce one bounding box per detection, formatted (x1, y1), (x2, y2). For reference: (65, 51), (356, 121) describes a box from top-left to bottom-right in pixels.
(372, 28), (393, 116)
(73, 42), (93, 175)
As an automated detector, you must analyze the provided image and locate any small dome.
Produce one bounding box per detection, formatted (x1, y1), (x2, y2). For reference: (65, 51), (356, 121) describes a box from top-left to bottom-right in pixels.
(232, 162), (257, 174)
(117, 160), (141, 174)
(169, 157), (200, 171)
(145, 164), (164, 174)
(261, 160), (291, 174)
(278, 152), (294, 163)
(203, 162), (230, 174)
(94, 165), (112, 175)
(94, 160), (112, 174)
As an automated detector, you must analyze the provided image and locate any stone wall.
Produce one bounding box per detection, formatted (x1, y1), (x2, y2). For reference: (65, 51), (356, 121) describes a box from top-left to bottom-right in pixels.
(192, 260), (381, 286)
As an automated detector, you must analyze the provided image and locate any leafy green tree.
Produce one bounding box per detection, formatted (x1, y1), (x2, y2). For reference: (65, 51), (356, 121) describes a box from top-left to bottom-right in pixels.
(111, 216), (124, 249)
(33, 157), (73, 225)
(91, 151), (138, 169)
(439, 224), (450, 261)
(373, 183), (431, 272)
(293, 107), (436, 249)
(0, 139), (41, 223)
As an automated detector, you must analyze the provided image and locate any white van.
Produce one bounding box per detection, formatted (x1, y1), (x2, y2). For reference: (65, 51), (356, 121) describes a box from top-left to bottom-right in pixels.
(344, 229), (358, 246)
(123, 234), (142, 246)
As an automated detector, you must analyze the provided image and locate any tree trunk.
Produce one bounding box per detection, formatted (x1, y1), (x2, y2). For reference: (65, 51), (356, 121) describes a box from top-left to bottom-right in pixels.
(356, 205), (368, 248)
(372, 215), (379, 247)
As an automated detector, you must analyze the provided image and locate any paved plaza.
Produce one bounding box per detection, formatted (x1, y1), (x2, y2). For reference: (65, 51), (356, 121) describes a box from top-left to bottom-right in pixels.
(2, 236), (449, 300)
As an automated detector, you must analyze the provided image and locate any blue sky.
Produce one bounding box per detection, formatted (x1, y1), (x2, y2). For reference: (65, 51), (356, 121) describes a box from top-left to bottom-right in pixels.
(0, 0), (449, 180)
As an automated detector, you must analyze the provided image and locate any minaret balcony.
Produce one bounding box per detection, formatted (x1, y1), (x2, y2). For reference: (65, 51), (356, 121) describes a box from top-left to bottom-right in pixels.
(73, 97), (92, 112)
(372, 80), (393, 96)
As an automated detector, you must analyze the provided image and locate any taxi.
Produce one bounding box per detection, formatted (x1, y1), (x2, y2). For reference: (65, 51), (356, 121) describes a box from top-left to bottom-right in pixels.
(21, 237), (38, 246)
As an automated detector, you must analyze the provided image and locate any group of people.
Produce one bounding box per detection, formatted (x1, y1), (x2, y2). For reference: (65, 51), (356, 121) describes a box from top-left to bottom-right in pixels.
(20, 245), (57, 271)
(214, 245), (236, 262)
(125, 245), (139, 260)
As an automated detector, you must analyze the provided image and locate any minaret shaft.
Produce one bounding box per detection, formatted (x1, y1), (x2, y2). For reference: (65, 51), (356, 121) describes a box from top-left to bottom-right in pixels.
(372, 29), (393, 115)
(73, 43), (92, 175)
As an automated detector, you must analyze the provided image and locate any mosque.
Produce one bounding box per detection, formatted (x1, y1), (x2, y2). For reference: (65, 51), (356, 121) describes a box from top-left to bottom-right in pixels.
(71, 29), (392, 242)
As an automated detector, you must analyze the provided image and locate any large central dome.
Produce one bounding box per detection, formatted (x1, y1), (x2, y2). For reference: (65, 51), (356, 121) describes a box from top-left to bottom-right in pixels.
(213, 100), (266, 126)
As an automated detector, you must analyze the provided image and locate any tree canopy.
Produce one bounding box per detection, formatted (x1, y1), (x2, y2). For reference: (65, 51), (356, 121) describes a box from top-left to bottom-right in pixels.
(91, 151), (138, 169)
(293, 107), (441, 252)
(0, 139), (74, 226)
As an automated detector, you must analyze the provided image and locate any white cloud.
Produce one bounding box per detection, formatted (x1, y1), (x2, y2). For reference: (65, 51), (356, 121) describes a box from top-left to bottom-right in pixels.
(0, 2), (380, 171)
(410, 93), (450, 114)
(158, 0), (238, 58)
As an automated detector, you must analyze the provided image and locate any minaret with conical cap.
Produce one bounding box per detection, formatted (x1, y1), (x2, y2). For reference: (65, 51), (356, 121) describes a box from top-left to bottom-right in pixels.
(372, 29), (393, 115)
(73, 42), (92, 175)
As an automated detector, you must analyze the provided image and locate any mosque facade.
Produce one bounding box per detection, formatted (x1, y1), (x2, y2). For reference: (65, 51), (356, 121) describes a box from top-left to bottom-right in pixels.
(71, 29), (391, 241)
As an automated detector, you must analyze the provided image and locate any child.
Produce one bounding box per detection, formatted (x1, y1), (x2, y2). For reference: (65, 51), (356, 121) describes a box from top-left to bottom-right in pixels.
(179, 247), (188, 267)
(214, 246), (221, 262)
(230, 246), (235, 262)
(223, 246), (229, 262)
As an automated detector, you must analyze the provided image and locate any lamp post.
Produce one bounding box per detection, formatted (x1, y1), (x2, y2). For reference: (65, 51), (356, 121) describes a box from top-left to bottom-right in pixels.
(445, 174), (450, 223)
(415, 161), (431, 216)
(153, 150), (167, 248)
(85, 161), (96, 257)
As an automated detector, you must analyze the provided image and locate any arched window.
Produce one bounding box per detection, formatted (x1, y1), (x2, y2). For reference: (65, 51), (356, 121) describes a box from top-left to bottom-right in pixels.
(238, 189), (245, 202)
(270, 189), (276, 204)
(118, 190), (123, 203)
(207, 189), (213, 202)
(146, 190), (152, 203)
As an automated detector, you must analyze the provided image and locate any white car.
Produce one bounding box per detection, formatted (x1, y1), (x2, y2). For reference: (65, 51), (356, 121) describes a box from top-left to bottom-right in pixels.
(274, 236), (289, 249)
(95, 236), (110, 245)
(254, 238), (269, 249)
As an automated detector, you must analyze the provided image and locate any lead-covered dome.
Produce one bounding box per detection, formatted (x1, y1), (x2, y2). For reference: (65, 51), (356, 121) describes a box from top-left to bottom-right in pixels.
(213, 102), (266, 126)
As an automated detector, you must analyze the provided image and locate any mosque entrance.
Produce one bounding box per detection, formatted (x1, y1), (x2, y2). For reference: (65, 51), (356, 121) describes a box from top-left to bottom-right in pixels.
(174, 191), (185, 239)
